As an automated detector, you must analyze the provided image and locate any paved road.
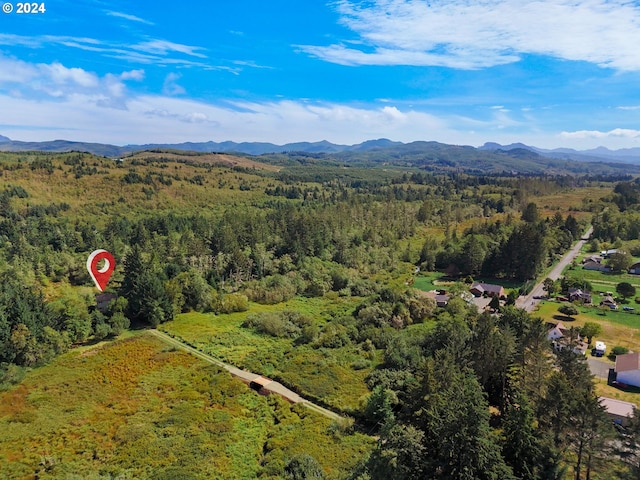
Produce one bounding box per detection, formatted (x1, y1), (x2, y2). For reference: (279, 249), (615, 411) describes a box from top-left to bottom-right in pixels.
(148, 329), (343, 421)
(516, 225), (594, 312)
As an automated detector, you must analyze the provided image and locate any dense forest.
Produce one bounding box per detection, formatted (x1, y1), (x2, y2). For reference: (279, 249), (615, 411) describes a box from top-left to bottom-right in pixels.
(1, 151), (640, 478)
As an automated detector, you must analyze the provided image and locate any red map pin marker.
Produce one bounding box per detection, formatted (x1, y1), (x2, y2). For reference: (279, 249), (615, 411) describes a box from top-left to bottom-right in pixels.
(87, 249), (116, 292)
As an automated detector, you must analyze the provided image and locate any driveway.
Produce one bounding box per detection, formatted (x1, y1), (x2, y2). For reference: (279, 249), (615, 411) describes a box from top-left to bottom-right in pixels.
(587, 356), (612, 379)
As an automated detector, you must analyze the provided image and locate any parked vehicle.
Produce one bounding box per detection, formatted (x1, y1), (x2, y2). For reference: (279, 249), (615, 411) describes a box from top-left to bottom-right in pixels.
(593, 341), (607, 357)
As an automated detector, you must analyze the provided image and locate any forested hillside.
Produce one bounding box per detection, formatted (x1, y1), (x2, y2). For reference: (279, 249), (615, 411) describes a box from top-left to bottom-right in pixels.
(1, 150), (639, 478)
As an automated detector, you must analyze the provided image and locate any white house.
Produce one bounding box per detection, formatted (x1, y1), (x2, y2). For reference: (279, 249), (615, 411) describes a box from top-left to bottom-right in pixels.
(546, 321), (588, 355)
(615, 352), (640, 388)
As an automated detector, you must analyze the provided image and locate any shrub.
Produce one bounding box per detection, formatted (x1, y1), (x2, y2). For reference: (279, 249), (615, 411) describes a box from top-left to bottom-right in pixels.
(351, 358), (370, 370)
(220, 293), (249, 313)
(242, 311), (312, 339)
(315, 324), (351, 348)
(244, 274), (297, 304)
(608, 346), (629, 361)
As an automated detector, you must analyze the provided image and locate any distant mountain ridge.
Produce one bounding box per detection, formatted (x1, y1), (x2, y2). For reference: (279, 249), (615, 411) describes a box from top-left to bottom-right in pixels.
(0, 136), (406, 157)
(2, 134), (638, 163)
(479, 141), (640, 164)
(2, 135), (640, 174)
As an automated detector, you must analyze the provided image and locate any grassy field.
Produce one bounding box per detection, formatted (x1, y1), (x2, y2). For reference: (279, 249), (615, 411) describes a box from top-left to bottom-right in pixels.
(535, 300), (640, 350)
(160, 296), (376, 413)
(0, 152), (276, 226)
(535, 186), (607, 220)
(0, 332), (373, 479)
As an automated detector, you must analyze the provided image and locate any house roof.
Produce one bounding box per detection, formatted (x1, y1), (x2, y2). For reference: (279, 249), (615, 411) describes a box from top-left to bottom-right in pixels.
(616, 352), (640, 373)
(422, 290), (449, 301)
(568, 288), (591, 297)
(547, 321), (567, 339)
(470, 283), (504, 294)
(599, 397), (636, 418)
(601, 296), (616, 305)
(583, 261), (605, 270)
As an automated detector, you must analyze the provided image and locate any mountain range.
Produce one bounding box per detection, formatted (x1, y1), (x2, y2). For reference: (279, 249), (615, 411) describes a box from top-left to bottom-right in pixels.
(2, 134), (640, 174)
(478, 142), (640, 165)
(2, 134), (639, 162)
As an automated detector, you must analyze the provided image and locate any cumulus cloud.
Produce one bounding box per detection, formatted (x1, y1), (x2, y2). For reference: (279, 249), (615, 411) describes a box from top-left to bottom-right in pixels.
(0, 54), (144, 107)
(560, 128), (640, 139)
(300, 0), (640, 70)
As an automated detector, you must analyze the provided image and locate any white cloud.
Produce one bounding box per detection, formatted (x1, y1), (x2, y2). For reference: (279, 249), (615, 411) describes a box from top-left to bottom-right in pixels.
(120, 69), (145, 81)
(43, 63), (99, 88)
(300, 0), (640, 70)
(0, 54), (144, 107)
(560, 128), (640, 139)
(0, 91), (459, 146)
(133, 39), (207, 59)
(106, 10), (154, 25)
(0, 33), (210, 68)
(163, 73), (186, 96)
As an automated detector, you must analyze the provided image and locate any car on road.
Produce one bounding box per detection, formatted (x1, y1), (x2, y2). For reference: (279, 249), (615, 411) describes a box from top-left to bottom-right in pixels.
(623, 306), (635, 311)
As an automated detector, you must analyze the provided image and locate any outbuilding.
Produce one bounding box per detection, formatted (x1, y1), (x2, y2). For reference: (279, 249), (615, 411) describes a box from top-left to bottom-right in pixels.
(599, 397), (635, 426)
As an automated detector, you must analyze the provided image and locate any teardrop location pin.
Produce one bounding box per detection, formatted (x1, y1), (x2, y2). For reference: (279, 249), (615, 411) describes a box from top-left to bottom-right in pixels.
(87, 249), (116, 292)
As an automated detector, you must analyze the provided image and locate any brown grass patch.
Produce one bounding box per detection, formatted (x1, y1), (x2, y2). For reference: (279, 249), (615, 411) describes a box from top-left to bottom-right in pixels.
(131, 151), (281, 171)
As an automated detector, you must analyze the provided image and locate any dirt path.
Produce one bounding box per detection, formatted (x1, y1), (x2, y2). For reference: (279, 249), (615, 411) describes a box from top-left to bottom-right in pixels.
(147, 329), (343, 421)
(516, 225), (593, 312)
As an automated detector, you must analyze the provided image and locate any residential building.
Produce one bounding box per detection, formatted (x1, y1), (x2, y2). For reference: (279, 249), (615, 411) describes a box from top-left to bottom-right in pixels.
(470, 282), (505, 298)
(615, 352), (640, 388)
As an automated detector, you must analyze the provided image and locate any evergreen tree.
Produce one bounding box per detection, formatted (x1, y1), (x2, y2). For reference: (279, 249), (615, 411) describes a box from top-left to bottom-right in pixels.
(120, 245), (173, 326)
(469, 312), (516, 407)
(616, 407), (640, 479)
(407, 353), (515, 480)
(367, 423), (426, 480)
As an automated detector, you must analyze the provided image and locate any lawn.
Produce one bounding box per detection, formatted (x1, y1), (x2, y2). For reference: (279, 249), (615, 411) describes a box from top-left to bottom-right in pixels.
(412, 272), (446, 292)
(0, 332), (373, 479)
(535, 300), (640, 353)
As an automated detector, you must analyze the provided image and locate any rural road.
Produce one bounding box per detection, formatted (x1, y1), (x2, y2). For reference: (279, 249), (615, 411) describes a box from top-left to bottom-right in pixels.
(147, 329), (343, 421)
(516, 225), (593, 312)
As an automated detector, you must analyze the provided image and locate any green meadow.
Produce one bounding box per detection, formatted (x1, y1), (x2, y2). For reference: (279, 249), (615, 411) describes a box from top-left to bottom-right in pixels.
(160, 296), (376, 413)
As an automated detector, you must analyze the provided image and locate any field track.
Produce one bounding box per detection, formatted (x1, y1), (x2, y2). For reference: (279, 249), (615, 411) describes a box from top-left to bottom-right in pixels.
(148, 329), (343, 421)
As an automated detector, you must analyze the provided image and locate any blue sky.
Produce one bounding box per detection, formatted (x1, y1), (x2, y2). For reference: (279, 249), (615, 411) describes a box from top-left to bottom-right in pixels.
(1, 0), (640, 149)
